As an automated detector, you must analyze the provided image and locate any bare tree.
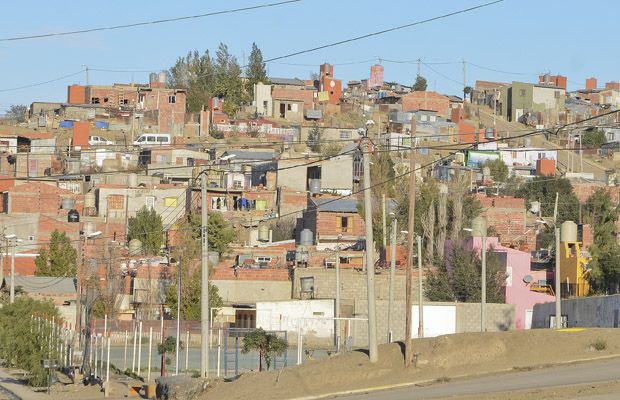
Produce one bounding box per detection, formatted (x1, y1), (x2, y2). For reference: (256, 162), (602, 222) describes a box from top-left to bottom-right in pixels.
(450, 173), (466, 242)
(435, 184), (449, 259)
(421, 200), (435, 263)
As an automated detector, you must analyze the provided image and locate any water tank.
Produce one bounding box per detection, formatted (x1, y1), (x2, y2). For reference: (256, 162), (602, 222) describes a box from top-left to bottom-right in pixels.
(149, 73), (158, 84)
(61, 198), (75, 210)
(158, 71), (167, 84)
(129, 239), (143, 255)
(560, 221), (578, 243)
(300, 229), (313, 246)
(83, 221), (94, 236)
(208, 251), (220, 266)
(258, 224), (270, 242)
(67, 209), (79, 223)
(308, 179), (321, 195)
(471, 216), (488, 237)
(485, 128), (494, 139)
(295, 245), (309, 263)
(85, 192), (96, 208)
(128, 173), (138, 188)
(530, 201), (540, 214)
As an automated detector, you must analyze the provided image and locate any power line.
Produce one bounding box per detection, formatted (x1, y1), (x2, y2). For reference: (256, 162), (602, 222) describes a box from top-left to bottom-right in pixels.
(262, 1), (504, 63)
(0, 70), (85, 93)
(0, 0), (301, 42)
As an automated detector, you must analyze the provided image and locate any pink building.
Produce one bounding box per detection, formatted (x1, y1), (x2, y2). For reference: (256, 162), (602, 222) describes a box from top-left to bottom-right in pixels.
(451, 237), (555, 330)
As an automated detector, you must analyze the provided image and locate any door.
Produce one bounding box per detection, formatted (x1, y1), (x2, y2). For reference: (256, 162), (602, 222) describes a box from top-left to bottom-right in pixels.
(525, 309), (533, 330)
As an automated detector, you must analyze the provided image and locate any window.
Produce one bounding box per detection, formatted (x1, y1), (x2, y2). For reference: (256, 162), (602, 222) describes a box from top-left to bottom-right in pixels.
(137, 136), (145, 143)
(164, 197), (177, 207)
(339, 130), (351, 139)
(287, 104), (292, 111)
(156, 136), (168, 143)
(555, 91), (560, 99)
(121, 99), (129, 105)
(103, 97), (109, 103)
(430, 115), (437, 122)
(420, 115), (428, 121)
(233, 179), (243, 189)
(108, 194), (124, 210)
(91, 97), (100, 104)
(147, 136), (156, 142)
(256, 256), (272, 263)
(336, 216), (353, 233)
(519, 89), (526, 97)
(168, 95), (176, 104)
(145, 196), (155, 210)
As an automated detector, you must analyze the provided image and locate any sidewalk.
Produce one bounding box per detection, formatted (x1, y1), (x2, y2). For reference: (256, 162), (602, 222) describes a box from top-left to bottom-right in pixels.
(0, 369), (47, 400)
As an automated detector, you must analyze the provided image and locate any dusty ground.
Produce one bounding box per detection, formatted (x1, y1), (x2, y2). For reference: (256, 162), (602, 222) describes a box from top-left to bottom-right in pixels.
(201, 328), (620, 400)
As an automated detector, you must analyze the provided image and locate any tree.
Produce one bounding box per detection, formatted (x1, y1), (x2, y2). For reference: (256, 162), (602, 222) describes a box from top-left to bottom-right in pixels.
(515, 176), (579, 225)
(307, 124), (321, 152)
(581, 128), (607, 148)
(425, 245), (506, 303)
(128, 207), (164, 256)
(214, 43), (246, 116)
(413, 75), (427, 91)
(165, 266), (223, 321)
(584, 188), (620, 293)
(246, 42), (268, 98)
(0, 297), (61, 386)
(158, 335), (184, 367)
(168, 50), (216, 113)
(271, 216), (297, 242)
(6, 104), (27, 123)
(241, 328), (288, 371)
(35, 230), (77, 277)
(483, 158), (509, 183)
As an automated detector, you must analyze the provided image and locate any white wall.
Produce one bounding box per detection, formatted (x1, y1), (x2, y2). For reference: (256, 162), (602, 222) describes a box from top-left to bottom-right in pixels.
(256, 299), (334, 338)
(412, 305), (456, 338)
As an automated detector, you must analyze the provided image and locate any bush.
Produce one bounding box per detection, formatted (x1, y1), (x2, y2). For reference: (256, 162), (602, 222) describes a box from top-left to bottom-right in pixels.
(210, 129), (225, 139)
(592, 339), (607, 351)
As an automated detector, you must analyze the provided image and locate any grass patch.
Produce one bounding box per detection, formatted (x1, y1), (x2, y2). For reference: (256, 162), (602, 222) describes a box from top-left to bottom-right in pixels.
(591, 339), (607, 351)
(512, 366), (535, 372)
(435, 376), (451, 383)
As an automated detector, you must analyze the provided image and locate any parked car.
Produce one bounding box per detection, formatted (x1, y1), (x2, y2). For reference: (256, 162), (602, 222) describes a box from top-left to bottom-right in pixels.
(88, 136), (114, 146)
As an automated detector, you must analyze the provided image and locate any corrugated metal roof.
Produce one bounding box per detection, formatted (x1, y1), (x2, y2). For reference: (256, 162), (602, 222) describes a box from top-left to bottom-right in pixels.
(312, 198), (359, 213)
(269, 77), (305, 86)
(222, 151), (277, 161)
(2, 276), (76, 295)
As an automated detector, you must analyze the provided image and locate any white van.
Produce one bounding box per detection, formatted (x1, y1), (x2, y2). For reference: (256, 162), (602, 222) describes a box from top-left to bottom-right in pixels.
(133, 134), (171, 147)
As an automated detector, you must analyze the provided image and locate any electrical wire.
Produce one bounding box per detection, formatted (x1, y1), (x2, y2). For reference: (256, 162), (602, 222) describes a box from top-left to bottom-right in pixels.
(0, 70), (85, 93)
(0, 0), (301, 42)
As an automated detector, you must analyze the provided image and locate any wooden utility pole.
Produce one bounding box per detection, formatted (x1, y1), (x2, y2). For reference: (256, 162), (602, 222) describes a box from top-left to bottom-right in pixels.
(382, 194), (387, 249)
(405, 117), (417, 367)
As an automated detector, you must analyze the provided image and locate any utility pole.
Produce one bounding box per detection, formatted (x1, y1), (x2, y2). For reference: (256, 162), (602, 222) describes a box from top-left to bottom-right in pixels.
(335, 235), (341, 351)
(362, 122), (378, 363)
(387, 218), (397, 343)
(405, 117), (416, 367)
(9, 238), (15, 304)
(553, 192), (559, 224)
(175, 258), (182, 375)
(462, 59), (467, 100)
(381, 194), (387, 249)
(200, 166), (210, 378)
(481, 234), (487, 332)
(417, 235), (423, 338)
(555, 226), (562, 328)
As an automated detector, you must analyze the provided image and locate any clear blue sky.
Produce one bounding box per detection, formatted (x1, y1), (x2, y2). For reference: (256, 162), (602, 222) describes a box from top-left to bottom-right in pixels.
(1, 0), (619, 113)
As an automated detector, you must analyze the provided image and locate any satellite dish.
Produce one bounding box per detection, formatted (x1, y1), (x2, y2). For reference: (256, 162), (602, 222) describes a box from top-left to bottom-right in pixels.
(330, 80), (335, 88)
(523, 275), (533, 283)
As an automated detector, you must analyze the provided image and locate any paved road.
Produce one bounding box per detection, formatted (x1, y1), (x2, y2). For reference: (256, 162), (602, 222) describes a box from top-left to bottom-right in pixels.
(340, 357), (620, 400)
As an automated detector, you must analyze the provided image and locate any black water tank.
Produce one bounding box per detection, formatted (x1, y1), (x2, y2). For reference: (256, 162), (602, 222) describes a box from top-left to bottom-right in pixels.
(68, 209), (80, 223)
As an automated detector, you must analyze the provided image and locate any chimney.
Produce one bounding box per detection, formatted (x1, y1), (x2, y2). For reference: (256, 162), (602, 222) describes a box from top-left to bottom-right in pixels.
(585, 77), (597, 90)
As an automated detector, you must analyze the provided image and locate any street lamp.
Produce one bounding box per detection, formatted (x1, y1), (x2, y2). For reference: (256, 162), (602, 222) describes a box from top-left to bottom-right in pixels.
(536, 219), (562, 329)
(387, 213), (397, 343)
(5, 234), (22, 305)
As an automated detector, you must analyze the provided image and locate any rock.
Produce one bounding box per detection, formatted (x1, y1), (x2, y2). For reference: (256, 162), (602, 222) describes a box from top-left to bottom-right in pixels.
(155, 375), (204, 400)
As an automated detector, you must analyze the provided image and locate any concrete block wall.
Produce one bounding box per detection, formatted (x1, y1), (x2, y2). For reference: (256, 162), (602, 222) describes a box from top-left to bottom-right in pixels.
(532, 294), (620, 329)
(352, 300), (514, 347)
(293, 268), (420, 303)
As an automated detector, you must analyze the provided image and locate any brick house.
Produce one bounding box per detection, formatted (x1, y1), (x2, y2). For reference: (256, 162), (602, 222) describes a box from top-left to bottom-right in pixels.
(476, 194), (536, 250)
(400, 91), (450, 116)
(302, 196), (365, 248)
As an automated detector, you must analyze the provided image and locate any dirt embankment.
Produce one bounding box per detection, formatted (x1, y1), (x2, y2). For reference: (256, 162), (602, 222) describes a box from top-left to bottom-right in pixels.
(202, 328), (620, 400)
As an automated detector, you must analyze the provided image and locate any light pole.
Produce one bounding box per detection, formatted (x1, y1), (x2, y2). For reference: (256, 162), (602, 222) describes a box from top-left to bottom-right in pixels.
(6, 234), (23, 304)
(360, 119), (378, 363)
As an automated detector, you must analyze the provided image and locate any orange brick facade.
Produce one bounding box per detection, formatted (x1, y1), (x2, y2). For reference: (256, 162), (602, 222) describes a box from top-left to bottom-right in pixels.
(401, 91), (450, 116)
